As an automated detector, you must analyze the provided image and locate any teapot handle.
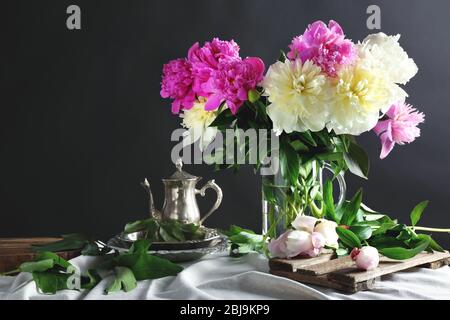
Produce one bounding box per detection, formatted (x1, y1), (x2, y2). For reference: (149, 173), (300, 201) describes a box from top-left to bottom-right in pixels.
(195, 179), (223, 225)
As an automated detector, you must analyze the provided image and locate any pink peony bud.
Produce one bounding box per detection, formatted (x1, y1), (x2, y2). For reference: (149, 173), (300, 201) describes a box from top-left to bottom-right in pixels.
(351, 246), (380, 271)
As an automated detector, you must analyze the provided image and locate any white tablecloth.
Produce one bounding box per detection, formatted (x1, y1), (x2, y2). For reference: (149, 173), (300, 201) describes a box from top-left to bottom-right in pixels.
(1, 253), (450, 300)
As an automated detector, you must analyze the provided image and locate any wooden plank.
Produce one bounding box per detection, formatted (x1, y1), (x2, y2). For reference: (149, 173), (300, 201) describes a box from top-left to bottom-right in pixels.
(269, 253), (334, 272)
(419, 257), (450, 269)
(329, 251), (450, 286)
(295, 256), (354, 276)
(270, 269), (377, 293)
(0, 238), (62, 255)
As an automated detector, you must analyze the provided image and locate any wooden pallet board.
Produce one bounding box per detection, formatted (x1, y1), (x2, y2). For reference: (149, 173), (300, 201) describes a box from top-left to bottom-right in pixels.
(0, 238), (81, 273)
(270, 251), (450, 293)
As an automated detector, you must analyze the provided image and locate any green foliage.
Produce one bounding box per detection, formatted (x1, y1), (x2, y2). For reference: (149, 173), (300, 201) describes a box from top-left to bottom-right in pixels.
(336, 227), (361, 249)
(378, 239), (430, 260)
(222, 225), (265, 257)
(11, 237), (183, 295)
(279, 140), (300, 186)
(339, 189), (363, 226)
(31, 233), (106, 256)
(124, 218), (205, 242)
(343, 141), (369, 179)
(410, 200), (429, 226)
(112, 240), (183, 280)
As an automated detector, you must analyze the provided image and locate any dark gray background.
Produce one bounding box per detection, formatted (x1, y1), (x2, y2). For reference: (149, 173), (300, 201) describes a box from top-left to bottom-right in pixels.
(2, 0), (450, 247)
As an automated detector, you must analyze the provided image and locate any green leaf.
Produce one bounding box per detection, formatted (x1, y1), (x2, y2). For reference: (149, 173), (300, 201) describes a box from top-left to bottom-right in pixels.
(278, 50), (287, 62)
(323, 180), (336, 222)
(114, 240), (183, 281)
(336, 227), (362, 249)
(379, 239), (430, 260)
(340, 189), (363, 226)
(106, 267), (137, 294)
(124, 218), (159, 235)
(343, 142), (369, 179)
(35, 252), (71, 269)
(209, 108), (234, 127)
(349, 226), (372, 241)
(410, 200), (429, 227)
(290, 140), (309, 152)
(20, 259), (54, 273)
(280, 141), (300, 186)
(32, 272), (70, 294)
(31, 234), (91, 253)
(180, 223), (205, 240)
(370, 237), (407, 249)
(81, 269), (102, 290)
(299, 131), (317, 147)
(416, 234), (444, 252)
(160, 220), (186, 242)
(222, 225), (265, 255)
(158, 226), (179, 242)
(372, 221), (398, 236)
(335, 248), (348, 257)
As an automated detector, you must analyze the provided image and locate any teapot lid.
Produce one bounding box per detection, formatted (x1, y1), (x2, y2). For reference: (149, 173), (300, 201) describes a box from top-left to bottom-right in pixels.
(163, 159), (199, 181)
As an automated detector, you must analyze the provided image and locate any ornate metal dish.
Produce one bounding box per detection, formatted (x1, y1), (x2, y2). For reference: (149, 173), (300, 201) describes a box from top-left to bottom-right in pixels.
(107, 227), (227, 262)
(117, 226), (221, 250)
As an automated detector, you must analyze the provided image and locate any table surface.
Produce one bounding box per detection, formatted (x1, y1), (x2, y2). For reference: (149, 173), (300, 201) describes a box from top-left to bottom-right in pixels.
(1, 252), (450, 300)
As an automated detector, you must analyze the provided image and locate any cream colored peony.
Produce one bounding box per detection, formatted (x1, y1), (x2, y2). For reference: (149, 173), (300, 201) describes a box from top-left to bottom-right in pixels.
(180, 98), (218, 151)
(314, 219), (339, 249)
(358, 33), (418, 85)
(262, 59), (329, 135)
(327, 57), (407, 135)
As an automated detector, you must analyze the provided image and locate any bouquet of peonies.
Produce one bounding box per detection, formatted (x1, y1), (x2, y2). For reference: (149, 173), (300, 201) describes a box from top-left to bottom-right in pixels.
(160, 20), (447, 269)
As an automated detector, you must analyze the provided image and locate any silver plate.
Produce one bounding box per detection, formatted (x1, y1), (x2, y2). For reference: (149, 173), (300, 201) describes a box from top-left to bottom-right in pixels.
(107, 228), (227, 263)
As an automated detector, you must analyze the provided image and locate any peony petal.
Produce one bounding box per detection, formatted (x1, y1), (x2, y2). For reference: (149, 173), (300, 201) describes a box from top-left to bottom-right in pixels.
(379, 134), (395, 159)
(244, 57), (265, 78)
(292, 215), (317, 233)
(171, 100), (181, 114)
(204, 94), (223, 111)
(311, 232), (326, 249)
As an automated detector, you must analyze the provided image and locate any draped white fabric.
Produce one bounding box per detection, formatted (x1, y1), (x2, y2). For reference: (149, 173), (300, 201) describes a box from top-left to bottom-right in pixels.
(1, 253), (449, 300)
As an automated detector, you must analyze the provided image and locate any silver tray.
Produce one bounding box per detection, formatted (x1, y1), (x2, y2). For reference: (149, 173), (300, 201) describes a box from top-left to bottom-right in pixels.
(107, 228), (227, 262)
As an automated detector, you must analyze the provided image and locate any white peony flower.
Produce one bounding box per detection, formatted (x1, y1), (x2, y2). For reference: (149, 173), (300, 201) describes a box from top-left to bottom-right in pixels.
(180, 98), (218, 151)
(284, 230), (314, 258)
(358, 33), (418, 85)
(314, 219), (339, 249)
(327, 60), (407, 135)
(291, 215), (317, 233)
(262, 59), (330, 135)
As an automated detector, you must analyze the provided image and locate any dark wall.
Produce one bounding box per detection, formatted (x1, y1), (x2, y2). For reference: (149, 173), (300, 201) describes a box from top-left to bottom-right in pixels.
(2, 0), (450, 247)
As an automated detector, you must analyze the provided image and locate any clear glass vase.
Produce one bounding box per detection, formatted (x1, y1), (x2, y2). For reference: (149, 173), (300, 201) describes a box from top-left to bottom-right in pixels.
(261, 161), (346, 239)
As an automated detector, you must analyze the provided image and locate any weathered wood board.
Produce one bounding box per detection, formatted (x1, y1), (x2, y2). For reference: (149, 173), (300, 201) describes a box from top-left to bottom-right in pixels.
(0, 238), (80, 273)
(270, 251), (450, 293)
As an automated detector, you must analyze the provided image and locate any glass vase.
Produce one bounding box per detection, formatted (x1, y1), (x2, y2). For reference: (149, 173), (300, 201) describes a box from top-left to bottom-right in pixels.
(261, 161), (346, 239)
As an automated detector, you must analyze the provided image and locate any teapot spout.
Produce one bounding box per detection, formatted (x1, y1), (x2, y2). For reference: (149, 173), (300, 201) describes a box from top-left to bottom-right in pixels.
(141, 178), (162, 220)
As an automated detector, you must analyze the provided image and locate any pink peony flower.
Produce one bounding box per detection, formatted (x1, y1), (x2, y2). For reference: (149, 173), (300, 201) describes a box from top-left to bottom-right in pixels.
(351, 246), (379, 271)
(160, 58), (196, 114)
(287, 20), (356, 76)
(203, 57), (265, 114)
(373, 101), (425, 159)
(188, 38), (240, 97)
(268, 229), (325, 258)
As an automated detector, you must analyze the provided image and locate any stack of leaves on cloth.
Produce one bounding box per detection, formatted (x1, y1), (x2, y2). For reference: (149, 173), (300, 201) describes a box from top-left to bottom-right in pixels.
(1, 235), (183, 295)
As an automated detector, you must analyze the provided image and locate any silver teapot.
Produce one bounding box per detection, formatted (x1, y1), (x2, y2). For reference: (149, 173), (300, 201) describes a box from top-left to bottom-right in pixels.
(141, 159), (223, 225)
